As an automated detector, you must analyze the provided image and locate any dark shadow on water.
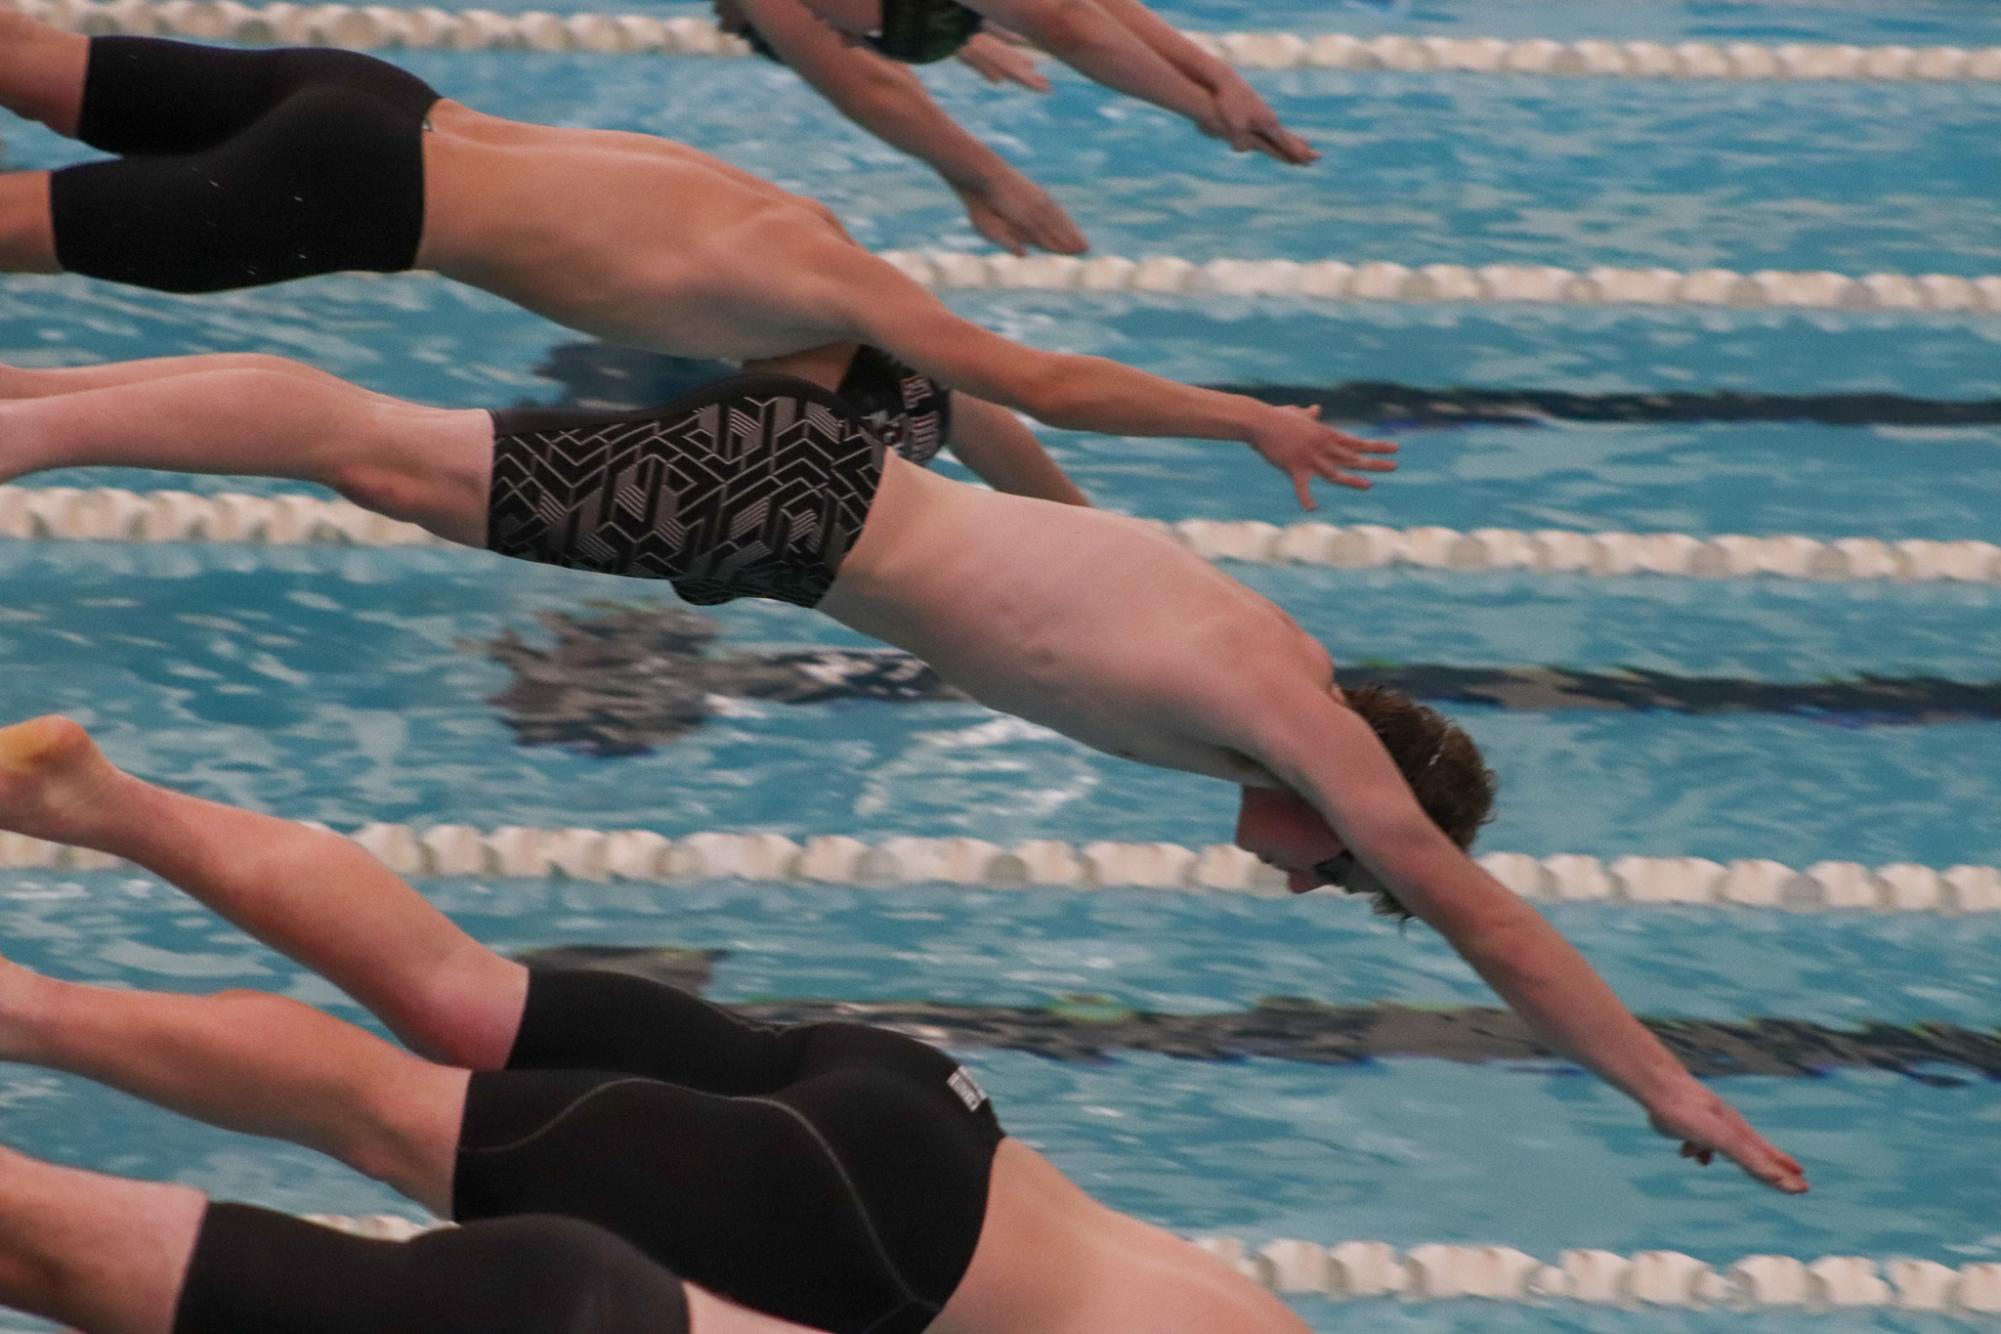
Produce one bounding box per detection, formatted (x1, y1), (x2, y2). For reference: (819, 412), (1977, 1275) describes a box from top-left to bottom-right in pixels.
(517, 946), (2001, 1084)
(475, 605), (2001, 755)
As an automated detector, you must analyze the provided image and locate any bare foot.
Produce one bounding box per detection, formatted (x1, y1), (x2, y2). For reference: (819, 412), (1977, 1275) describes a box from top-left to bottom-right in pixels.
(0, 717), (121, 847)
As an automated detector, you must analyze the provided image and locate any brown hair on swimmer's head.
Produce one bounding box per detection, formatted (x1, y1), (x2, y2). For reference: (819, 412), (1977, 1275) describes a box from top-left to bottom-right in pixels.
(1336, 685), (1498, 919)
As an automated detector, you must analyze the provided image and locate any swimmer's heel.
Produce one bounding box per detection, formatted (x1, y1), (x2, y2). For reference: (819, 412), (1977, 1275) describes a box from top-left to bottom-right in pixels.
(0, 716), (91, 774)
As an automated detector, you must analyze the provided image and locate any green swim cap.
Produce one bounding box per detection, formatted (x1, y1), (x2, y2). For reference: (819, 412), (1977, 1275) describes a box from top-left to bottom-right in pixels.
(863, 0), (983, 63)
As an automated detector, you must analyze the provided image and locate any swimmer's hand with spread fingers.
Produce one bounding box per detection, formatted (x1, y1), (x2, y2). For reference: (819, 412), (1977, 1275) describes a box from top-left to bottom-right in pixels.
(1649, 1087), (1810, 1194)
(1245, 404), (1398, 510)
(950, 168), (1088, 256)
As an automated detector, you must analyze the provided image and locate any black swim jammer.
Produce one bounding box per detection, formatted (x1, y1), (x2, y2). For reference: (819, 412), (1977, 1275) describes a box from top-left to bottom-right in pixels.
(485, 374), (887, 608)
(454, 967), (1005, 1334)
(173, 1205), (691, 1334)
(50, 37), (438, 293)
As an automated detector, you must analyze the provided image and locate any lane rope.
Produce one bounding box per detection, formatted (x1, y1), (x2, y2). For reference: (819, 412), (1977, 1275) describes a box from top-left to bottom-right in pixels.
(6, 236), (1996, 315)
(299, 1215), (2001, 1314)
(12, 0), (2001, 83)
(3, 824), (1995, 913)
(877, 251), (2001, 314)
(4, 486), (1998, 587)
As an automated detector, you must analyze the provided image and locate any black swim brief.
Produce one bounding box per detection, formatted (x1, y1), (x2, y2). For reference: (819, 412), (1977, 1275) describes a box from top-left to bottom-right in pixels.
(453, 967), (1004, 1334)
(839, 344), (952, 466)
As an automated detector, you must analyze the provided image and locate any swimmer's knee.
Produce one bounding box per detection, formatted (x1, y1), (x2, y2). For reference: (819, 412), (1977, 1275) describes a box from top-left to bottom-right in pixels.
(392, 946), (528, 1071)
(328, 458), (442, 524)
(338, 1087), (431, 1189)
(327, 409), (491, 544)
(330, 1056), (462, 1202)
(0, 174), (59, 274)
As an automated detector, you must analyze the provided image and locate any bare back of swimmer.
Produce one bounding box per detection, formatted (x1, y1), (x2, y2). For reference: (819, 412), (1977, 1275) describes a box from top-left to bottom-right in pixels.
(0, 16), (1393, 511)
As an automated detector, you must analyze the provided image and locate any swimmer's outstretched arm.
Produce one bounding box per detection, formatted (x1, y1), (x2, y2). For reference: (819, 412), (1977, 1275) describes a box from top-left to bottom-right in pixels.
(1239, 691), (1810, 1194)
(0, 1144), (206, 1334)
(943, 393), (1090, 504)
(788, 0), (1210, 133)
(734, 0), (1086, 256)
(1067, 0), (1313, 162)
(945, 0), (1311, 162)
(819, 248), (1395, 507)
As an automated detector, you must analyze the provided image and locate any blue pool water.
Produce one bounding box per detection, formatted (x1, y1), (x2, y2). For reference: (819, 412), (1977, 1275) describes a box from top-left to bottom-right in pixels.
(0, 0), (1997, 1328)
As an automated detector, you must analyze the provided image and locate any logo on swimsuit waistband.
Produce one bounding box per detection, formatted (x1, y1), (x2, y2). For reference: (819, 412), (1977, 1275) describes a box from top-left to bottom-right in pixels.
(947, 1067), (988, 1112)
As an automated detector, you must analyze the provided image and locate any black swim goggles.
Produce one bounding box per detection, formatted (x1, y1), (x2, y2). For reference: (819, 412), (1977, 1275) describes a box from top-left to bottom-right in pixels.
(1311, 850), (1358, 889)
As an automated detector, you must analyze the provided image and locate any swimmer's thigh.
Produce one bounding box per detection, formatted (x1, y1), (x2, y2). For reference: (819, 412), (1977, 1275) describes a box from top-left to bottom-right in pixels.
(173, 1202), (690, 1334)
(51, 84), (426, 293)
(505, 965), (791, 1091)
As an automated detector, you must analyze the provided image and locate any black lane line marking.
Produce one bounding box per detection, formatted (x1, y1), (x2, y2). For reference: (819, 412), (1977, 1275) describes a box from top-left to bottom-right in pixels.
(518, 949), (2001, 1085)
(526, 343), (2001, 430)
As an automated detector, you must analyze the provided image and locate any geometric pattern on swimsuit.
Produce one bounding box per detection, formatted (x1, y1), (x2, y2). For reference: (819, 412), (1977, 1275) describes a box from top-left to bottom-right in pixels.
(485, 374), (885, 608)
(837, 345), (951, 466)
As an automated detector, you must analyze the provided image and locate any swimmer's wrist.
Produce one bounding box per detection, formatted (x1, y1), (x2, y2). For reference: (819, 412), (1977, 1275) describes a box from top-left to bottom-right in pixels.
(1618, 1049), (1709, 1112)
(1186, 53), (1238, 92)
(940, 147), (1015, 193)
(1227, 399), (1286, 442)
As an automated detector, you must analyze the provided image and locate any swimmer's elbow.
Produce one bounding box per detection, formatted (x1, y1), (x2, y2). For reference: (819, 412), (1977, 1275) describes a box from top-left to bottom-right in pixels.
(826, 60), (924, 118)
(1006, 354), (1102, 426)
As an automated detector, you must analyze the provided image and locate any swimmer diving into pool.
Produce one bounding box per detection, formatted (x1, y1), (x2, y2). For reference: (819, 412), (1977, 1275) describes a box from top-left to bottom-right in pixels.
(0, 1139), (811, 1334)
(0, 354), (1808, 1198)
(716, 6), (1093, 257)
(0, 717), (1317, 1334)
(721, 0), (1315, 166)
(0, 19), (1385, 510)
(711, 0), (1314, 252)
